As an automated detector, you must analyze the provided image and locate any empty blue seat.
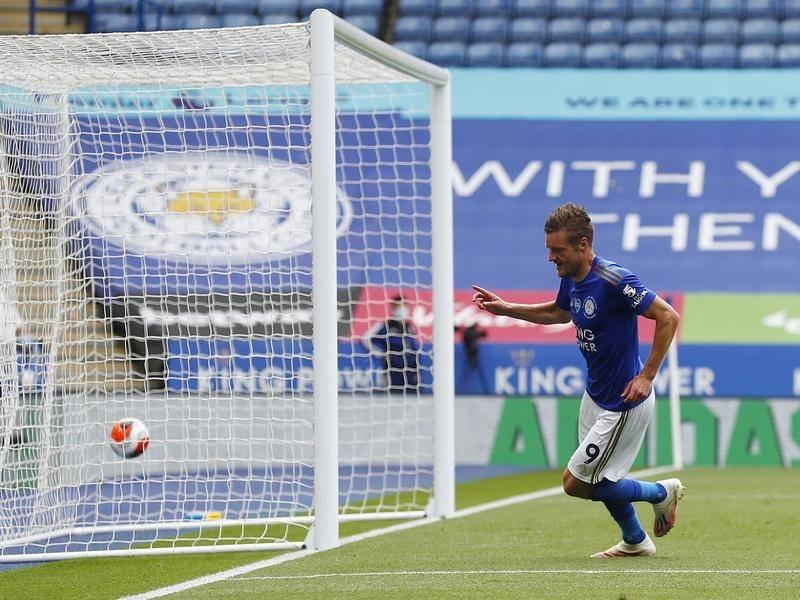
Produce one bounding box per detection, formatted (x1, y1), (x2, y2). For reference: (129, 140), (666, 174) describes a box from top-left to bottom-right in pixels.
(552, 0), (590, 17)
(665, 19), (701, 43)
(544, 42), (582, 66)
(467, 42), (505, 65)
(260, 13), (297, 23)
(625, 18), (662, 43)
(781, 19), (800, 43)
(587, 17), (623, 42)
(399, 0), (436, 15)
(346, 14), (379, 34)
(668, 0), (702, 18)
(75, 0), (132, 11)
(743, 0), (778, 18)
(438, 0), (474, 17)
(661, 43), (697, 67)
(149, 14), (183, 29)
(549, 17), (585, 42)
(699, 43), (737, 67)
(583, 42), (621, 66)
(510, 18), (547, 41)
(739, 43), (776, 66)
(472, 17), (509, 41)
(299, 0), (341, 17)
(428, 41), (467, 65)
(622, 43), (659, 67)
(95, 14), (140, 31)
(215, 0), (255, 14)
(395, 41), (428, 58)
(706, 0), (743, 19)
(342, 0), (383, 16)
(741, 19), (778, 44)
(629, 0), (665, 18)
(474, 0), (512, 15)
(778, 44), (800, 66)
(505, 41), (543, 65)
(183, 14), (222, 28)
(168, 0), (214, 14)
(786, 0), (800, 19)
(257, 0), (299, 15)
(513, 0), (550, 17)
(704, 19), (740, 43)
(433, 16), (471, 41)
(591, 0), (628, 18)
(395, 16), (433, 41)
(221, 14), (260, 26)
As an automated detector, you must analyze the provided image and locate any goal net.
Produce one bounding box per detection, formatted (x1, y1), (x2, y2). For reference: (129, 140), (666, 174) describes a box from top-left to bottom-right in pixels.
(0, 12), (454, 561)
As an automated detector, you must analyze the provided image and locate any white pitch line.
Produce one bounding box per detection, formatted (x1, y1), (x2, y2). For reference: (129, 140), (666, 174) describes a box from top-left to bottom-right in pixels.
(234, 568), (800, 581)
(120, 465), (677, 600)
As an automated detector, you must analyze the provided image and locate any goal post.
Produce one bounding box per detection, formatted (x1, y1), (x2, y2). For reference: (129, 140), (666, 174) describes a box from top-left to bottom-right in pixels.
(0, 11), (454, 561)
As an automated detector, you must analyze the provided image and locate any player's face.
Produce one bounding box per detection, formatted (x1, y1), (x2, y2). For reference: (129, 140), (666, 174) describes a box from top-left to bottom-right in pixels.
(546, 230), (584, 278)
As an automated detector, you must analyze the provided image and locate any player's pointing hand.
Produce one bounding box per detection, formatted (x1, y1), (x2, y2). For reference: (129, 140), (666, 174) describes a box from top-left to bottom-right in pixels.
(472, 284), (510, 316)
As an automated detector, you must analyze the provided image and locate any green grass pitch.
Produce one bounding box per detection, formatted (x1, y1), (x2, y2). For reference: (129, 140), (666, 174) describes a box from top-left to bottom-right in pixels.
(3, 468), (800, 599)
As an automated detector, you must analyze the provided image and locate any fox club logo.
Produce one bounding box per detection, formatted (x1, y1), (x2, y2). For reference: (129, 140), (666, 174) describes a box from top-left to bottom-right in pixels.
(73, 151), (353, 265)
(584, 296), (597, 318)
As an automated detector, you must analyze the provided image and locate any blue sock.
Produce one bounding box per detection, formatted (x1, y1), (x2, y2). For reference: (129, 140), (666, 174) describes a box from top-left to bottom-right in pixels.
(604, 502), (646, 545)
(590, 478), (667, 504)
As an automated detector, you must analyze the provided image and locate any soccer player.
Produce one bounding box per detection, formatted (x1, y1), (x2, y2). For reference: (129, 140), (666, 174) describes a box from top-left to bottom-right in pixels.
(472, 203), (684, 558)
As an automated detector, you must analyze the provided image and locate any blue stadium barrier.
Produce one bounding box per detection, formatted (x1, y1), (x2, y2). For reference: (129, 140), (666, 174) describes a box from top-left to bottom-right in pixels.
(256, 0), (299, 16)
(625, 18), (663, 43)
(544, 41), (582, 66)
(661, 42), (698, 66)
(474, 0), (512, 16)
(467, 41), (505, 65)
(428, 40), (467, 65)
(552, 0), (591, 18)
(394, 40), (428, 58)
(590, 0), (628, 19)
(668, 0), (703, 18)
(786, 0), (800, 19)
(741, 18), (779, 43)
(587, 17), (624, 42)
(738, 42), (776, 66)
(513, 0), (550, 18)
(346, 14), (379, 35)
(433, 16), (471, 41)
(215, 0), (255, 14)
(780, 18), (800, 42)
(703, 18), (740, 43)
(472, 16), (509, 42)
(438, 0), (475, 16)
(220, 13), (259, 26)
(629, 0), (665, 19)
(395, 16), (433, 41)
(777, 42), (800, 65)
(183, 14), (222, 28)
(582, 41), (621, 66)
(342, 0), (383, 16)
(399, 0), (433, 15)
(510, 17), (547, 42)
(706, 0), (743, 19)
(299, 0), (341, 17)
(260, 13), (297, 23)
(504, 41), (543, 64)
(664, 18), (701, 43)
(168, 0), (214, 14)
(699, 42), (738, 66)
(548, 17), (586, 42)
(621, 42), (659, 67)
(743, 0), (779, 18)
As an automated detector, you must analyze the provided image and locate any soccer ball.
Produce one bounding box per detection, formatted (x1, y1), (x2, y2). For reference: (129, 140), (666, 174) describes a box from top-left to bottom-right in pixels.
(109, 418), (150, 459)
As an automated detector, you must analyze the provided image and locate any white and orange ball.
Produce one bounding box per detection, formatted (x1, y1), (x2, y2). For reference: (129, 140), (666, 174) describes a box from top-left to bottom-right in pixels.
(109, 418), (150, 459)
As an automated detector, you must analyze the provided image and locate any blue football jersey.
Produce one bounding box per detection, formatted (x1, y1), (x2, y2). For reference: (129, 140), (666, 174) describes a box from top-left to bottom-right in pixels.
(555, 256), (656, 412)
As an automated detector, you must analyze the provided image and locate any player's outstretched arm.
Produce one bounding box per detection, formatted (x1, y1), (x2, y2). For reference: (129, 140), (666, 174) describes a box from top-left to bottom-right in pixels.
(621, 295), (680, 402)
(471, 284), (572, 325)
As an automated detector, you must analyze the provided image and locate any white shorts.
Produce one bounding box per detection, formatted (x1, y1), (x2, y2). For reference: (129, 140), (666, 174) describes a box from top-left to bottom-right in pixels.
(567, 389), (655, 485)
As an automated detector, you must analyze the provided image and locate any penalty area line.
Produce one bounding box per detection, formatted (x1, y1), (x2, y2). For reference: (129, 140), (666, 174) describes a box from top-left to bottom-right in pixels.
(120, 465), (677, 600)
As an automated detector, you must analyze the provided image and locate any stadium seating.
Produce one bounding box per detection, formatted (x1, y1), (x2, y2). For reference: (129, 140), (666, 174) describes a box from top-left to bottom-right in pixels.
(664, 18), (702, 43)
(661, 43), (698, 66)
(439, 0), (475, 17)
(505, 41), (543, 65)
(467, 42), (506, 65)
(513, 0), (551, 18)
(700, 42), (738, 66)
(220, 14), (260, 27)
(428, 41), (467, 65)
(544, 42), (582, 66)
(343, 0), (383, 16)
(587, 18), (624, 42)
(583, 42), (621, 66)
(510, 18), (548, 42)
(781, 19), (800, 42)
(395, 16), (433, 42)
(625, 18), (663, 43)
(472, 17), (510, 42)
(777, 43), (800, 64)
(433, 17), (472, 42)
(552, 0), (591, 18)
(260, 13), (297, 24)
(346, 14), (380, 35)
(257, 0), (299, 16)
(215, 0), (255, 14)
(669, 0), (704, 18)
(590, 0), (628, 19)
(549, 18), (586, 42)
(630, 0), (667, 19)
(622, 42), (660, 67)
(738, 42), (776, 65)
